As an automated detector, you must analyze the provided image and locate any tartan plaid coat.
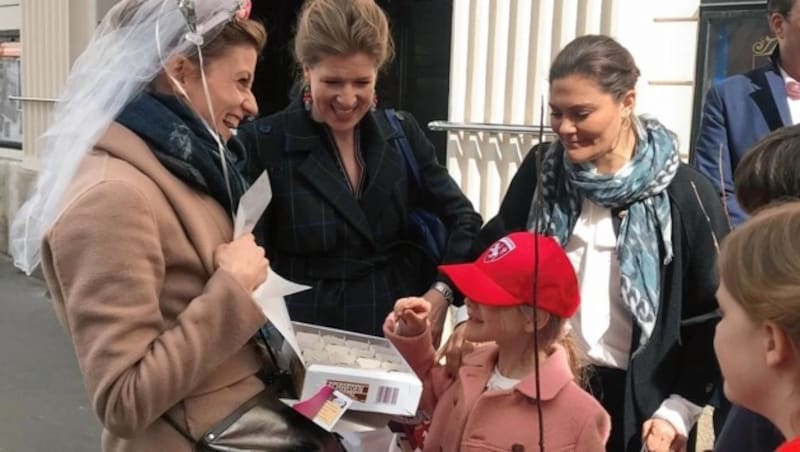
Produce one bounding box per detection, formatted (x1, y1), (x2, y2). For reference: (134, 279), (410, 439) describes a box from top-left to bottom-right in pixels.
(238, 99), (481, 335)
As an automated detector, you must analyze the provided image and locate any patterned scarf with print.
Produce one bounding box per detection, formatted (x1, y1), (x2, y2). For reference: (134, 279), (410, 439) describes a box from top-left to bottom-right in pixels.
(527, 115), (680, 345)
(116, 92), (248, 216)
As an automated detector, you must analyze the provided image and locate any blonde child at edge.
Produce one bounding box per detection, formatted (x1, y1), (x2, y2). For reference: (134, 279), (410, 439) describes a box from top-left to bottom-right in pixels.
(714, 202), (800, 452)
(384, 231), (610, 451)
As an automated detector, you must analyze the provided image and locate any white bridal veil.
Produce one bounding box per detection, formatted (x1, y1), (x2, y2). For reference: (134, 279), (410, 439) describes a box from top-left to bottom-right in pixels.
(10, 0), (248, 274)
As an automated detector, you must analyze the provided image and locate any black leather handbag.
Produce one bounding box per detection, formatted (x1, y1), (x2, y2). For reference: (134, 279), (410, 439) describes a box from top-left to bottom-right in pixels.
(165, 337), (344, 452)
(164, 387), (345, 452)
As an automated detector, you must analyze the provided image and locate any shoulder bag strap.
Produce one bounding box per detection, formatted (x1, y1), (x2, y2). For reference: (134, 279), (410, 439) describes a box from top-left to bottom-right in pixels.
(384, 109), (423, 188)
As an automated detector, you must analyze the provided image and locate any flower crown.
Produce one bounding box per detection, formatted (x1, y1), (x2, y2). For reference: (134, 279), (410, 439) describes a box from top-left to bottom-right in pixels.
(234, 0), (252, 21)
(177, 0), (252, 46)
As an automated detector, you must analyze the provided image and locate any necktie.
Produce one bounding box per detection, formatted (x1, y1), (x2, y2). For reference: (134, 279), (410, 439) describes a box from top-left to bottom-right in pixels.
(787, 80), (800, 100)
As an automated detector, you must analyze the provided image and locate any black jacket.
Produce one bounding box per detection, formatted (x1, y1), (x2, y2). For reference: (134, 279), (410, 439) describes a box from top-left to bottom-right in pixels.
(472, 145), (729, 451)
(238, 100), (481, 335)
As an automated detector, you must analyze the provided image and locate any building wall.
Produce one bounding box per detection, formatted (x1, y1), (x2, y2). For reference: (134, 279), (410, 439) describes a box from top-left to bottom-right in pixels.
(1, 0), (704, 254)
(618, 0), (699, 160)
(0, 0), (21, 163)
(0, 0), (22, 253)
(0, 0), (20, 31)
(445, 0), (702, 219)
(0, 1), (100, 254)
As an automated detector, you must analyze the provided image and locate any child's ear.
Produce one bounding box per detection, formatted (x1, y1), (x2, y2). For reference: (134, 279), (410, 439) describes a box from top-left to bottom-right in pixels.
(524, 310), (550, 333)
(764, 321), (793, 367)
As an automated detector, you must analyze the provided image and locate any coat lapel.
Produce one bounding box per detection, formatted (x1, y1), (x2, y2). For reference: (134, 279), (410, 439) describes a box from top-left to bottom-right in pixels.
(98, 123), (231, 276)
(457, 345), (497, 408)
(359, 111), (405, 229)
(284, 106), (375, 244)
(751, 52), (790, 130)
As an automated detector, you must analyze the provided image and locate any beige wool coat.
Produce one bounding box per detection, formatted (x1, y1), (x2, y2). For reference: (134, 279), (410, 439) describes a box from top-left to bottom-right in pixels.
(40, 123), (269, 451)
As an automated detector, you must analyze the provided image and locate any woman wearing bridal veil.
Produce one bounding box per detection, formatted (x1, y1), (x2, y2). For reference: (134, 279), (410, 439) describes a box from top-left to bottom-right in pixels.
(9, 1), (341, 450)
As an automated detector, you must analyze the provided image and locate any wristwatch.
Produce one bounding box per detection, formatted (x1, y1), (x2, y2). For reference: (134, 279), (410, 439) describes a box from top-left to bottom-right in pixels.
(431, 281), (454, 305)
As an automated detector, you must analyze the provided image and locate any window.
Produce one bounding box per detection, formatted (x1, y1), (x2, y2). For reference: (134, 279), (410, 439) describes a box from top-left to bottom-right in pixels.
(690, 2), (770, 153)
(0, 32), (21, 149)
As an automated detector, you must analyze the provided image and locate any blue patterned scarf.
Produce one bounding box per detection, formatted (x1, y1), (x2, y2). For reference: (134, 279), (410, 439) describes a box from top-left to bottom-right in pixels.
(116, 92), (248, 215)
(527, 116), (680, 345)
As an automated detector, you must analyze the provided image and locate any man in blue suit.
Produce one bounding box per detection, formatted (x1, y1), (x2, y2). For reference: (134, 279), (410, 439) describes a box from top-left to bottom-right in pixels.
(693, 0), (797, 450)
(693, 0), (800, 227)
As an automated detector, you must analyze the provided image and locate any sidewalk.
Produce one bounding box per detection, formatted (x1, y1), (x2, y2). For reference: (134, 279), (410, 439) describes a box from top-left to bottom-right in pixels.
(0, 254), (100, 452)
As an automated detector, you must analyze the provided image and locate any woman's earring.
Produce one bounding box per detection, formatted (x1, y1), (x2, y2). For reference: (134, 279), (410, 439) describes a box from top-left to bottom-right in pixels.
(302, 84), (312, 111)
(370, 93), (378, 112)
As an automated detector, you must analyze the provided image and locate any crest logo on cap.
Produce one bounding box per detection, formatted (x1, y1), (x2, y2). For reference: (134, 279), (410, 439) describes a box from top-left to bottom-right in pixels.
(484, 237), (516, 263)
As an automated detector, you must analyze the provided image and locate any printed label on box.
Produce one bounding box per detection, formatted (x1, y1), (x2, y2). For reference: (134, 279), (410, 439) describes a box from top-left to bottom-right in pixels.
(327, 380), (369, 402)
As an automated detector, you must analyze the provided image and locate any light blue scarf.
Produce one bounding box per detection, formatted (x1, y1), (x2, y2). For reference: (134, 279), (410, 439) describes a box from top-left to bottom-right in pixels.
(527, 116), (680, 345)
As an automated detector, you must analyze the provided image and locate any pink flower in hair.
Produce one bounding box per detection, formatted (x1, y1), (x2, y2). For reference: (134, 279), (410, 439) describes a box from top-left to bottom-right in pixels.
(235, 0), (252, 21)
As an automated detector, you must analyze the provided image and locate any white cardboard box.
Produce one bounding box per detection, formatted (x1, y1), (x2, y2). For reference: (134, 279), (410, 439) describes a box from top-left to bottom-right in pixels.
(282, 322), (423, 417)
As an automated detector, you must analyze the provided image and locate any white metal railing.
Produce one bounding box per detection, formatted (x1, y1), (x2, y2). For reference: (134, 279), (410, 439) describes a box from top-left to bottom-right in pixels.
(8, 96), (59, 103)
(428, 120), (556, 137)
(445, 0), (618, 219)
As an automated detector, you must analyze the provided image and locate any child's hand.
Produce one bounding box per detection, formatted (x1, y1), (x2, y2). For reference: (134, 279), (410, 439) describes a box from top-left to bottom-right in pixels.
(392, 297), (431, 337)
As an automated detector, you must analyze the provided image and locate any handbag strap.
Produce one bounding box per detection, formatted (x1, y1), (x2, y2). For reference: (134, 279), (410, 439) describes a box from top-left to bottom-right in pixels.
(163, 412), (196, 444)
(384, 109), (423, 188)
(162, 386), (281, 447)
(161, 350), (288, 446)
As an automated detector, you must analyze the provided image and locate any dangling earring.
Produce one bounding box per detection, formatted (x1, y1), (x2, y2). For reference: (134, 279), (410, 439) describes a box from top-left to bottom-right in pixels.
(302, 84), (312, 112)
(370, 93), (378, 112)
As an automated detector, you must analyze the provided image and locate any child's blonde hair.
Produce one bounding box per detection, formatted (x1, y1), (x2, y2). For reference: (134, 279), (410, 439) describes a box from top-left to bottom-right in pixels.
(719, 202), (800, 346)
(515, 306), (587, 386)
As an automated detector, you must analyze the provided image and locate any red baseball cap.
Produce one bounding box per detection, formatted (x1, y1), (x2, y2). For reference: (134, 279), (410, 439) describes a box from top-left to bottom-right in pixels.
(439, 232), (580, 318)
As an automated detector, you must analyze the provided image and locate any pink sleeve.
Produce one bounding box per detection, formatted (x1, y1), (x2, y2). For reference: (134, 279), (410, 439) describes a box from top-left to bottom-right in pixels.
(575, 405), (612, 452)
(384, 324), (456, 414)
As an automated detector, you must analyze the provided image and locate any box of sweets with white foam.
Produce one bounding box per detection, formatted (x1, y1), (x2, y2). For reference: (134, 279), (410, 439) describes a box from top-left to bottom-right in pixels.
(280, 322), (423, 417)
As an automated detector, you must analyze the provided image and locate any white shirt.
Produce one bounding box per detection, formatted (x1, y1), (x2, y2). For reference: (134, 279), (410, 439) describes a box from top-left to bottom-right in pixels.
(779, 65), (800, 125)
(486, 365), (521, 391)
(565, 198), (632, 369)
(564, 198), (702, 437)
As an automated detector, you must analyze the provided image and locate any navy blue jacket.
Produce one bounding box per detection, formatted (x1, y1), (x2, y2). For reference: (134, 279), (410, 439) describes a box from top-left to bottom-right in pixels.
(238, 99), (481, 335)
(693, 52), (790, 226)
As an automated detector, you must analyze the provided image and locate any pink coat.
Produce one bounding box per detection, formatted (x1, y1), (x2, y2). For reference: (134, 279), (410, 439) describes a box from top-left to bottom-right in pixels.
(386, 327), (611, 452)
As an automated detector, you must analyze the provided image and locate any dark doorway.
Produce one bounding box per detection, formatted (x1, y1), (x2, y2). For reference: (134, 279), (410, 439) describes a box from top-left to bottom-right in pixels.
(250, 1), (300, 117)
(250, 1), (453, 161)
(689, 0), (768, 162)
